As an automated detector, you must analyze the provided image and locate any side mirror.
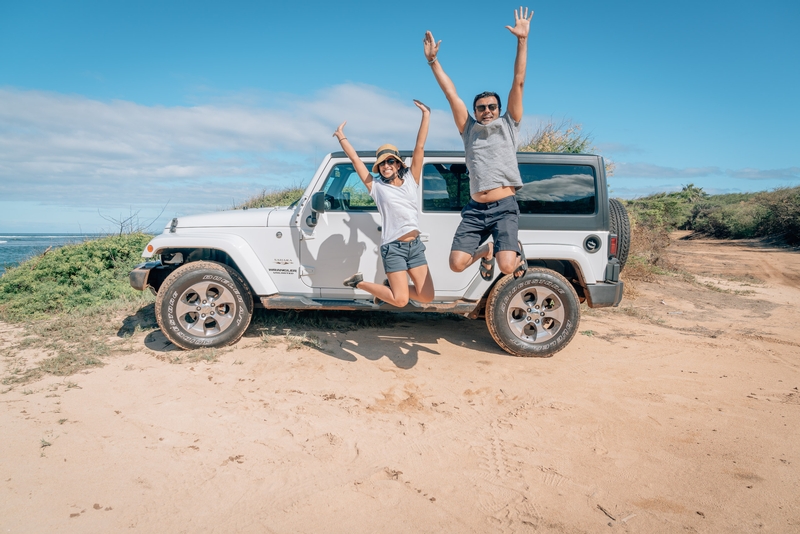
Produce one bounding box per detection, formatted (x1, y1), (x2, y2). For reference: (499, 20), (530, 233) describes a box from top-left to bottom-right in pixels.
(311, 191), (327, 213)
(307, 191), (326, 227)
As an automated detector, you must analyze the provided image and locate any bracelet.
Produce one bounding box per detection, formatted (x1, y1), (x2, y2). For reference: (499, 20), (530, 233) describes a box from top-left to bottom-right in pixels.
(338, 137), (347, 142)
(427, 57), (437, 65)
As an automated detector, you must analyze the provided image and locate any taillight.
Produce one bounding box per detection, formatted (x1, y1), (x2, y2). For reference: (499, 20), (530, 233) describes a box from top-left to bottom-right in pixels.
(609, 234), (618, 257)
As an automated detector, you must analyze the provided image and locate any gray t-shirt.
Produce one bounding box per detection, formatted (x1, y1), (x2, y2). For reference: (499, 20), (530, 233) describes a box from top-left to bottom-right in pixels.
(461, 112), (523, 196)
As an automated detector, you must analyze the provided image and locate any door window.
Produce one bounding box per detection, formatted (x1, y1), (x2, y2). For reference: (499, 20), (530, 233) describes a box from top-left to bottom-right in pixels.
(517, 164), (596, 214)
(422, 162), (596, 215)
(422, 163), (471, 212)
(319, 164), (377, 211)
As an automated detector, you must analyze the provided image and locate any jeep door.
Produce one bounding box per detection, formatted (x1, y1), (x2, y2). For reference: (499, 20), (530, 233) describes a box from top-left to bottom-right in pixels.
(299, 161), (383, 297)
(416, 159), (483, 296)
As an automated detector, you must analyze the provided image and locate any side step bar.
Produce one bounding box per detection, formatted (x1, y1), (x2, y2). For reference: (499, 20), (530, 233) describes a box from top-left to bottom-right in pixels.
(259, 295), (480, 315)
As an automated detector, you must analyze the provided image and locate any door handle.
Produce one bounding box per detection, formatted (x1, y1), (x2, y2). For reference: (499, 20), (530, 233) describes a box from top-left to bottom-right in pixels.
(419, 233), (430, 242)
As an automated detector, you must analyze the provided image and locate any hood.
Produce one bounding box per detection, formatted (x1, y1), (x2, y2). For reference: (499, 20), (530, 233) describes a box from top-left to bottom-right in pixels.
(166, 208), (276, 229)
(266, 206), (297, 227)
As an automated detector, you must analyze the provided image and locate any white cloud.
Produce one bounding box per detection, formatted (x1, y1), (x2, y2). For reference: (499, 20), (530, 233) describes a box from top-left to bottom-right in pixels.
(729, 167), (800, 180)
(614, 162), (800, 182)
(614, 163), (725, 178)
(594, 141), (644, 155)
(1, 85), (797, 231)
(0, 85), (462, 214)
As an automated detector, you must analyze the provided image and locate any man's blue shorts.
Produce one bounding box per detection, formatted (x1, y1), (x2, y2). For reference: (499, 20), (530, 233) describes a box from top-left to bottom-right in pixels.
(451, 196), (520, 255)
(380, 236), (428, 273)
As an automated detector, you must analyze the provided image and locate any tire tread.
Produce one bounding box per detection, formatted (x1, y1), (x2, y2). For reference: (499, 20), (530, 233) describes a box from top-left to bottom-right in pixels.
(155, 261), (253, 350)
(485, 268), (580, 358)
(609, 198), (631, 271)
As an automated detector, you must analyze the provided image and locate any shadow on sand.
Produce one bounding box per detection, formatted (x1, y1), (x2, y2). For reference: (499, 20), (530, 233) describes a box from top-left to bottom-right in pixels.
(118, 306), (506, 365)
(244, 310), (505, 369)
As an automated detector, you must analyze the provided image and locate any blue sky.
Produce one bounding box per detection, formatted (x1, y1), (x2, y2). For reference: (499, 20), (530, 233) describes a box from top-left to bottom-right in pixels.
(1, 0), (798, 233)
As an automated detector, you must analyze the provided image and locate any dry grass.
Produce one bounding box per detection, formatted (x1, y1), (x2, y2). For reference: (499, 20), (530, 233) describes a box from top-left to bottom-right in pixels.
(624, 219), (675, 282)
(619, 206), (681, 300)
(285, 333), (327, 352)
(1, 297), (157, 388)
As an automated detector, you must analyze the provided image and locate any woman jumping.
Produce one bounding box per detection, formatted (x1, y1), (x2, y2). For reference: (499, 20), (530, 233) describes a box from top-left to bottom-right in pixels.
(334, 100), (434, 307)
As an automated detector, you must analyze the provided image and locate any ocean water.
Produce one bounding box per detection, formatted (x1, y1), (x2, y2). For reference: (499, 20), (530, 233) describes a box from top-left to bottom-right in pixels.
(0, 234), (101, 277)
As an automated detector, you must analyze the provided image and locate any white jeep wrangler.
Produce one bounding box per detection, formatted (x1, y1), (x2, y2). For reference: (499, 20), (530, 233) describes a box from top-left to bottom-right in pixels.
(130, 150), (629, 357)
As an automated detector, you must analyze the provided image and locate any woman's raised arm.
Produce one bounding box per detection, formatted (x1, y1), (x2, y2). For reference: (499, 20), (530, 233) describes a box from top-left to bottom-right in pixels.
(333, 121), (373, 192)
(410, 100), (430, 184)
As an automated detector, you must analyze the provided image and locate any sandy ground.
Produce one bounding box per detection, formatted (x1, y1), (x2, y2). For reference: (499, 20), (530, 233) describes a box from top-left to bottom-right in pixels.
(1, 234), (799, 533)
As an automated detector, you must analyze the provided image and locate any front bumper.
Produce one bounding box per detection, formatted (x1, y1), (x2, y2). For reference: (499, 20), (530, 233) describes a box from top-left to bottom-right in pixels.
(129, 261), (173, 295)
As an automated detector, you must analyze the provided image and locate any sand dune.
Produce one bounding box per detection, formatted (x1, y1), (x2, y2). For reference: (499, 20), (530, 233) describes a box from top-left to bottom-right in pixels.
(2, 234), (799, 533)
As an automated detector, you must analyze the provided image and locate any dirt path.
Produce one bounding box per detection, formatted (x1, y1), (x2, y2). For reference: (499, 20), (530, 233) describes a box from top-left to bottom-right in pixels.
(2, 235), (799, 533)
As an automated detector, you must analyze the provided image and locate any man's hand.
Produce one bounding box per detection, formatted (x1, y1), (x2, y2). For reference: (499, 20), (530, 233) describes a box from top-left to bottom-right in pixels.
(413, 99), (431, 114)
(422, 30), (468, 133)
(422, 31), (440, 62)
(505, 6), (533, 39)
(333, 121), (347, 142)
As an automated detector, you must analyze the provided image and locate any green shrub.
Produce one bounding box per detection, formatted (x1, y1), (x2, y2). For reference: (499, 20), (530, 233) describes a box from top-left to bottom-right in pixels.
(519, 120), (593, 154)
(627, 193), (690, 230)
(236, 187), (305, 209)
(690, 201), (769, 239)
(519, 119), (616, 176)
(755, 187), (800, 245)
(685, 186), (799, 244)
(0, 233), (152, 321)
(624, 184), (711, 232)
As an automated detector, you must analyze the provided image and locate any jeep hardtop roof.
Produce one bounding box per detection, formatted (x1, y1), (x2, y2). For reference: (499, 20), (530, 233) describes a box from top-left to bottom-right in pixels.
(331, 150), (601, 159)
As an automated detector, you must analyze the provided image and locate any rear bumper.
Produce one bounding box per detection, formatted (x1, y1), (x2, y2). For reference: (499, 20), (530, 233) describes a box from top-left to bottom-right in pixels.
(585, 281), (624, 308)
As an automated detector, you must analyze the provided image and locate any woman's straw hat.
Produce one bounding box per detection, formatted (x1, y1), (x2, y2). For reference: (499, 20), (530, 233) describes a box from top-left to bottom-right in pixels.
(372, 144), (406, 173)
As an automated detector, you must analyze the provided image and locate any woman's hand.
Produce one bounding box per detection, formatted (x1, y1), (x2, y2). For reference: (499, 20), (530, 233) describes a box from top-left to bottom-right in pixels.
(333, 121), (347, 141)
(413, 100), (430, 115)
(422, 31), (440, 63)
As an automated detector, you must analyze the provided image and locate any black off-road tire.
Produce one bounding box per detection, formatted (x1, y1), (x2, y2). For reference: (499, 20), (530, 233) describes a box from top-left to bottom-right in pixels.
(155, 261), (254, 350)
(485, 268), (580, 358)
(609, 198), (631, 271)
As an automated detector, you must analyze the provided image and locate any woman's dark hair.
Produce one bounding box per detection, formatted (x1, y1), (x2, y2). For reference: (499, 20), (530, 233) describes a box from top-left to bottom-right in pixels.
(472, 91), (502, 112)
(379, 165), (409, 183)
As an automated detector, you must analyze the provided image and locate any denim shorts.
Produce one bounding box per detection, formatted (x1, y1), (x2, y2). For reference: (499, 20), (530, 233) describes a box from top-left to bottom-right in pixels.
(380, 236), (428, 273)
(451, 196), (520, 254)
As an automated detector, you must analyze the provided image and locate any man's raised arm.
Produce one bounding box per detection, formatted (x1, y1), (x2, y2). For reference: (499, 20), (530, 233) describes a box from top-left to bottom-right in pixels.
(505, 7), (533, 123)
(423, 31), (469, 134)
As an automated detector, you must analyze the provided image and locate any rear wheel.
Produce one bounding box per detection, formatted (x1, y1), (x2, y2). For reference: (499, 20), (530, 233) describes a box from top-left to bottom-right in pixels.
(609, 198), (631, 271)
(155, 261), (253, 350)
(485, 268), (580, 358)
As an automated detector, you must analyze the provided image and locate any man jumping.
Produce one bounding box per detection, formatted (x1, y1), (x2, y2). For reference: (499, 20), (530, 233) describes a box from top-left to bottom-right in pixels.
(423, 7), (533, 280)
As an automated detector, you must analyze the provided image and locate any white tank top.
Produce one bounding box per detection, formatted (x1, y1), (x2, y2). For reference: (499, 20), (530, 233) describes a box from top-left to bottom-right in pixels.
(369, 172), (420, 245)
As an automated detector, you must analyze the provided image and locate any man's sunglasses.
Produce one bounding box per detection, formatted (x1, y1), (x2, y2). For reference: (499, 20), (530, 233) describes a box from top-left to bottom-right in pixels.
(476, 104), (499, 112)
(379, 158), (399, 167)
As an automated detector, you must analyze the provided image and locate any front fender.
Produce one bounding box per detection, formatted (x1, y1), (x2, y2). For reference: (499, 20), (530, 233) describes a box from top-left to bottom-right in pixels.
(142, 233), (279, 296)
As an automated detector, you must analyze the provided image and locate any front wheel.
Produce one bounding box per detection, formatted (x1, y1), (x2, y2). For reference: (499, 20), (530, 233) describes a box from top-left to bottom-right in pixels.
(155, 261), (254, 350)
(485, 268), (580, 358)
